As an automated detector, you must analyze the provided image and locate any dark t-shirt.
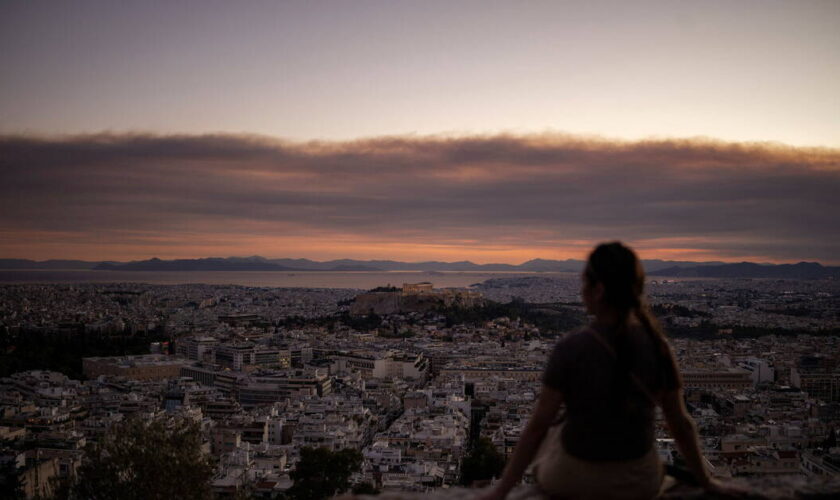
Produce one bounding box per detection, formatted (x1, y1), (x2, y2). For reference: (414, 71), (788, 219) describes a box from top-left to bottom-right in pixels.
(542, 323), (680, 461)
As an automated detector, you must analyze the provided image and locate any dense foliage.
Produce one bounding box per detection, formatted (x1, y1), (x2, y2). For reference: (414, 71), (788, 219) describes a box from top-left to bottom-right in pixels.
(0, 329), (168, 379)
(351, 482), (380, 495)
(438, 300), (587, 336)
(71, 417), (213, 500)
(666, 322), (840, 339)
(0, 461), (23, 500)
(287, 447), (363, 500)
(277, 312), (382, 332)
(460, 437), (506, 486)
(652, 303), (710, 318)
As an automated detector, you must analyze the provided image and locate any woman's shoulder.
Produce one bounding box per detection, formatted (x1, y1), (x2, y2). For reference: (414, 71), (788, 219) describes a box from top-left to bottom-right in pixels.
(553, 326), (599, 352)
(544, 327), (597, 389)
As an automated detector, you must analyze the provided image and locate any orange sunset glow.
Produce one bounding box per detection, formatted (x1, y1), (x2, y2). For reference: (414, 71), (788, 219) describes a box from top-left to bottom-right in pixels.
(1, 133), (838, 265)
(1, 1), (838, 266)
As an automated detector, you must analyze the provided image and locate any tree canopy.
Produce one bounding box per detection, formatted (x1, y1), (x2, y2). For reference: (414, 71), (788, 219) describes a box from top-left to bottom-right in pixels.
(0, 328), (167, 379)
(0, 461), (24, 500)
(287, 447), (363, 500)
(71, 416), (213, 500)
(460, 437), (505, 486)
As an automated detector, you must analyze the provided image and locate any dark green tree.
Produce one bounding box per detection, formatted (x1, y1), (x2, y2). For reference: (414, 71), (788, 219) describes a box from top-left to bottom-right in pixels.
(0, 461), (24, 500)
(71, 416), (213, 500)
(460, 437), (505, 486)
(825, 427), (837, 448)
(351, 482), (379, 495)
(287, 447), (363, 500)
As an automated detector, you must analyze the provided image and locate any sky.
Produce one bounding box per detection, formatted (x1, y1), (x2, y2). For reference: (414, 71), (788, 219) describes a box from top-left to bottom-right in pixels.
(1, 1), (838, 264)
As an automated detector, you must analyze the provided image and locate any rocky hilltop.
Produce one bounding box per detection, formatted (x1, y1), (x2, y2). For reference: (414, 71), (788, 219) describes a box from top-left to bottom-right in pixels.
(350, 287), (484, 316)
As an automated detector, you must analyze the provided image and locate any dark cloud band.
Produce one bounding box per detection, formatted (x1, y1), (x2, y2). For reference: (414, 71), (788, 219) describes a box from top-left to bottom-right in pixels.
(1, 133), (838, 262)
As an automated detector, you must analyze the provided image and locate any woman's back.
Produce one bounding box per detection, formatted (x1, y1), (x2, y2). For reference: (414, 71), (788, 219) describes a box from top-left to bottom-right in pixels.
(478, 243), (738, 500)
(542, 323), (679, 461)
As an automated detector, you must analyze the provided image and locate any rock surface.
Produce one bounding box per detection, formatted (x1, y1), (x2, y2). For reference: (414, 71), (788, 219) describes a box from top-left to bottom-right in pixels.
(350, 291), (482, 316)
(347, 476), (840, 500)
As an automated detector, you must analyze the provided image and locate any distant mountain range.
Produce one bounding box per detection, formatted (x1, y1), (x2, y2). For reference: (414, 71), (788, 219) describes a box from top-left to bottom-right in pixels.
(0, 256), (719, 273)
(92, 257), (384, 272)
(0, 259), (103, 270)
(649, 261), (840, 280)
(1, 256), (837, 278)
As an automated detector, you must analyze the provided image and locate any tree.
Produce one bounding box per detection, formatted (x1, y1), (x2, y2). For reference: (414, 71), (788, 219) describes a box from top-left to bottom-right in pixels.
(287, 447), (363, 500)
(460, 437), (505, 486)
(71, 416), (213, 500)
(824, 427), (837, 449)
(0, 461), (24, 500)
(351, 482), (379, 495)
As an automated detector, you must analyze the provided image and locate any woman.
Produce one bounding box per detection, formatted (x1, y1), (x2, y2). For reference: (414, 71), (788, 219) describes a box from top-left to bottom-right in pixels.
(479, 242), (737, 500)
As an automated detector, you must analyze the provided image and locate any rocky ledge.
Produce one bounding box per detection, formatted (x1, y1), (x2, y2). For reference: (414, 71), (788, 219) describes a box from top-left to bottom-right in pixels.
(349, 475), (840, 500)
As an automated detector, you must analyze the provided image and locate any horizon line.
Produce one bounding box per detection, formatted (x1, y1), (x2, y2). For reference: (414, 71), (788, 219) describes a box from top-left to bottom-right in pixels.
(0, 255), (833, 267)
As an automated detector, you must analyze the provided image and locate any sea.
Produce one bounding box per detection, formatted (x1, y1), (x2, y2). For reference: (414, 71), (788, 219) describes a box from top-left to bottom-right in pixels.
(0, 270), (577, 289)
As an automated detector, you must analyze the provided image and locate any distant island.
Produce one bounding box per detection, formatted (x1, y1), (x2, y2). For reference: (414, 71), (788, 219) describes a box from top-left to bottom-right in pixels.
(1, 256), (838, 278)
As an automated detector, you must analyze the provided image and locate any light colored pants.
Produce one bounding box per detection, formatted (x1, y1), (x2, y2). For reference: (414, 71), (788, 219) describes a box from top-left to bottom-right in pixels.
(534, 424), (663, 500)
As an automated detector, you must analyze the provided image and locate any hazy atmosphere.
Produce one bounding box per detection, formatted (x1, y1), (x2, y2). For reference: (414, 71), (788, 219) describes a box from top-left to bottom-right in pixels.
(2, 0), (838, 263)
(2, 134), (839, 264)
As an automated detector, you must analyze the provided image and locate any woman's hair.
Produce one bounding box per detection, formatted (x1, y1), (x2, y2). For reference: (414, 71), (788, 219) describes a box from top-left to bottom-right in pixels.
(585, 241), (682, 394)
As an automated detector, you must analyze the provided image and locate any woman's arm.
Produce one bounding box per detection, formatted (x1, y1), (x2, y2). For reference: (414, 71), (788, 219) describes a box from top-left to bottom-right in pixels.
(477, 385), (564, 500)
(659, 388), (712, 487)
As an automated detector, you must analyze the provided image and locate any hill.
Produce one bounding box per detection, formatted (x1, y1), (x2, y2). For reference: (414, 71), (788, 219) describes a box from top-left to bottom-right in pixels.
(650, 261), (840, 279)
(0, 258), (99, 270)
(1, 256), (832, 275)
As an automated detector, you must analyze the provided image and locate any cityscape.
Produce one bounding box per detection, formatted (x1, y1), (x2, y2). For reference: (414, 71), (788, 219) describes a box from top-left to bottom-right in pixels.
(1, 272), (839, 498)
(2, 1), (838, 499)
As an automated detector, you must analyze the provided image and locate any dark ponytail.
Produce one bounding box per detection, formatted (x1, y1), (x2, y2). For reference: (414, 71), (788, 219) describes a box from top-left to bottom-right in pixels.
(586, 242), (683, 396)
(634, 301), (683, 390)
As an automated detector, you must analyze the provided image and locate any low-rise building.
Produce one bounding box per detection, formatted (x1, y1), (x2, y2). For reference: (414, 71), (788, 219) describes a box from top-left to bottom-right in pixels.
(82, 355), (189, 381)
(682, 368), (753, 391)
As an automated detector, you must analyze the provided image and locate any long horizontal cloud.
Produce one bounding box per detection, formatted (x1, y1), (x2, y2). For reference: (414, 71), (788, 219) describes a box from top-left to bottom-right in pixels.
(1, 133), (838, 262)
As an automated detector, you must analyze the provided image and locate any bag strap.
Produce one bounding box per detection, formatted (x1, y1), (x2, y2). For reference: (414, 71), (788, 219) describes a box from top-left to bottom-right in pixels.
(587, 327), (659, 406)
